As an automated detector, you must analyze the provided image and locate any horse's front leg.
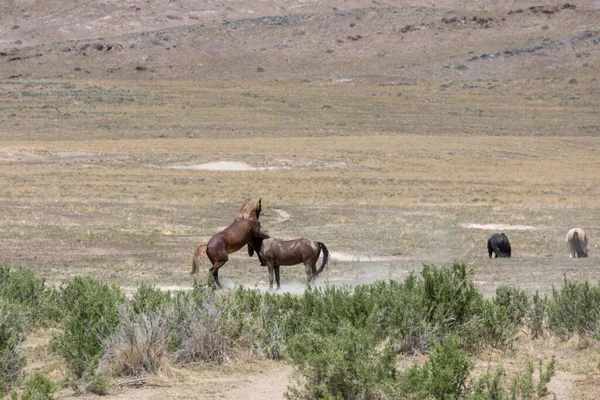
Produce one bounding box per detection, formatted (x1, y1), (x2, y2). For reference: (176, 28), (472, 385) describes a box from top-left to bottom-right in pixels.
(247, 240), (266, 266)
(251, 223), (270, 240)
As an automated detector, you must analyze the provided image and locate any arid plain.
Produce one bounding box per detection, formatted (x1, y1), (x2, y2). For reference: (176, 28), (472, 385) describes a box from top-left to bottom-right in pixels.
(1, 0), (600, 398)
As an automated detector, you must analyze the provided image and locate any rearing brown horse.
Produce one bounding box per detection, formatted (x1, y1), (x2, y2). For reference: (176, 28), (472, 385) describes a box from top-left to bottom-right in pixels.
(191, 198), (268, 288)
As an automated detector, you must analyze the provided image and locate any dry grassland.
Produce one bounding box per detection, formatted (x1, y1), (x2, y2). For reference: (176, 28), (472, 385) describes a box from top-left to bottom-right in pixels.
(2, 1), (600, 397)
(1, 78), (599, 297)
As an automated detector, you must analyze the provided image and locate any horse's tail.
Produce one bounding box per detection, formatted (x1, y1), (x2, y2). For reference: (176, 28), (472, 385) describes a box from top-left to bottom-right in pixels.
(573, 231), (586, 258)
(191, 244), (208, 275)
(490, 239), (503, 258)
(501, 233), (511, 257)
(315, 242), (329, 276)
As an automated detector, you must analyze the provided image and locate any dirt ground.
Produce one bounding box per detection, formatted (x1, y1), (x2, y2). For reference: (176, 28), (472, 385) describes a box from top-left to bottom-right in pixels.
(2, 0), (600, 398)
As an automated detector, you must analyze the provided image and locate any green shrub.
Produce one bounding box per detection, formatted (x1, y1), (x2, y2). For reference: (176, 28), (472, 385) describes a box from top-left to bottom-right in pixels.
(222, 289), (296, 359)
(0, 302), (26, 394)
(51, 277), (124, 380)
(509, 357), (556, 399)
(0, 265), (59, 327)
(547, 277), (600, 337)
(130, 282), (173, 315)
(470, 366), (506, 399)
(20, 372), (56, 400)
(286, 324), (397, 400)
(494, 285), (530, 326)
(398, 335), (473, 399)
(471, 358), (555, 399)
(529, 291), (547, 339)
(465, 300), (511, 350)
(421, 262), (484, 331)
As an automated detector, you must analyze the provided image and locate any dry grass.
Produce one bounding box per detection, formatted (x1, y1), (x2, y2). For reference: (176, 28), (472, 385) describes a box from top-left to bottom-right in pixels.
(2, 2), (599, 398)
(1, 78), (599, 296)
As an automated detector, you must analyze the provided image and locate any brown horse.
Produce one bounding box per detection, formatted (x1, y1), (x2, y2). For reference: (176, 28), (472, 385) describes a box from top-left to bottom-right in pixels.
(191, 198), (268, 288)
(566, 228), (588, 258)
(251, 236), (329, 291)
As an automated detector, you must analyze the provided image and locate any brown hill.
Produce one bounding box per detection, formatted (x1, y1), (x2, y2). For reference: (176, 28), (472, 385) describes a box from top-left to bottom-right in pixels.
(1, 0), (598, 82)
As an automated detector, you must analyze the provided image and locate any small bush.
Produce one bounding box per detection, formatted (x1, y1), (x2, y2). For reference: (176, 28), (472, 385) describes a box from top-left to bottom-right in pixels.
(0, 303), (26, 394)
(0, 265), (59, 327)
(472, 357), (555, 399)
(398, 335), (473, 399)
(102, 307), (172, 376)
(223, 289), (295, 359)
(286, 324), (397, 400)
(52, 277), (124, 380)
(175, 297), (231, 365)
(529, 291), (547, 339)
(421, 262), (484, 331)
(510, 357), (556, 399)
(130, 282), (173, 315)
(465, 300), (511, 350)
(20, 372), (56, 400)
(494, 285), (530, 326)
(547, 277), (600, 337)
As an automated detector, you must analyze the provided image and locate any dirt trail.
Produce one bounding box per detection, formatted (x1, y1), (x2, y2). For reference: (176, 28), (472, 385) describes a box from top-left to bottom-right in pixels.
(57, 360), (294, 400)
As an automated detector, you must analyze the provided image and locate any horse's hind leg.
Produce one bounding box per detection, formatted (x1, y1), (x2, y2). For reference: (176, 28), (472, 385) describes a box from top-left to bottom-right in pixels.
(274, 266), (281, 291)
(305, 262), (317, 286)
(267, 263), (275, 291)
(210, 261), (226, 289)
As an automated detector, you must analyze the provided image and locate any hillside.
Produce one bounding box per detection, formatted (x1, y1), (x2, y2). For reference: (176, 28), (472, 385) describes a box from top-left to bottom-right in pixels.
(1, 1), (598, 82)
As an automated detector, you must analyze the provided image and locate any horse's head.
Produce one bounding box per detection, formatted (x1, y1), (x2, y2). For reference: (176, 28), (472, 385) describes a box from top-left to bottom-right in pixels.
(236, 198), (262, 220)
(255, 198), (262, 220)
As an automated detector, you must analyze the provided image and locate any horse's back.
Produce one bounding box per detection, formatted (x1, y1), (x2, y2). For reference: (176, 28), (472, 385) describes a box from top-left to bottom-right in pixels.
(261, 237), (319, 265)
(488, 233), (511, 257)
(566, 228), (587, 243)
(566, 228), (588, 257)
(207, 219), (257, 256)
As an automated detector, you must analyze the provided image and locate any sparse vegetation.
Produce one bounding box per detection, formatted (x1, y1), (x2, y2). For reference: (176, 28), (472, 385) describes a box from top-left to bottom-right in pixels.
(51, 277), (124, 386)
(1, 0), (600, 397)
(19, 372), (56, 400)
(3, 262), (600, 397)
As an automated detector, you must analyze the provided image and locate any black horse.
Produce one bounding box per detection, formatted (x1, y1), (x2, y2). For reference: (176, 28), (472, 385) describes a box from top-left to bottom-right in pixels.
(487, 233), (511, 258)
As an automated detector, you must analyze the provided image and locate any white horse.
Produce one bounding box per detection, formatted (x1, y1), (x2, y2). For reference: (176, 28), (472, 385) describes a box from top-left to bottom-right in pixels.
(566, 228), (588, 258)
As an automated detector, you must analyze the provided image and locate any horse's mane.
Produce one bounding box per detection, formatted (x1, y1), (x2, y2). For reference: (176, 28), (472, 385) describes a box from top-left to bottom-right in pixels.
(235, 198), (261, 220)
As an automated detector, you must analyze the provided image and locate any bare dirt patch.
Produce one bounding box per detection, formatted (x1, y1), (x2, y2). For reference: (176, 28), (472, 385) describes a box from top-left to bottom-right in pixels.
(461, 223), (539, 231)
(272, 209), (291, 223)
(167, 161), (281, 171)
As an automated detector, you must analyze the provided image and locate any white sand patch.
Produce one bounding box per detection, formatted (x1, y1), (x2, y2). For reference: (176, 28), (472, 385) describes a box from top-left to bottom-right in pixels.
(461, 223), (538, 231)
(273, 209), (291, 223)
(240, 281), (310, 295)
(0, 151), (42, 161)
(55, 151), (94, 157)
(167, 161), (280, 171)
(329, 251), (405, 262)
